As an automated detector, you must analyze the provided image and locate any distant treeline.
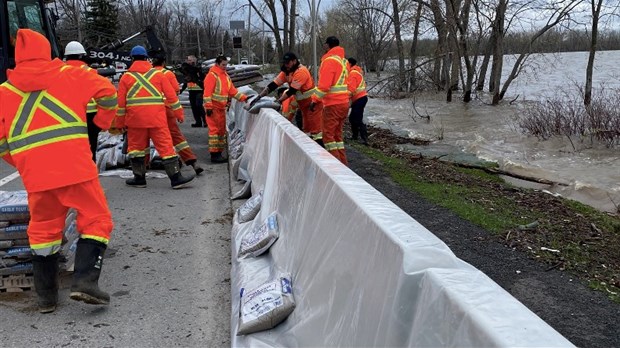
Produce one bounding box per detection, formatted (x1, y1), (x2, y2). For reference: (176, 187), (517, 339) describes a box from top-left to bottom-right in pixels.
(409, 29), (620, 58)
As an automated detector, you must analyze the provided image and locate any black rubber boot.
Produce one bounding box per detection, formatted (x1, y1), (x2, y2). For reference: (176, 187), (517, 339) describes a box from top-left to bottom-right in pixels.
(210, 152), (227, 163)
(186, 159), (204, 175)
(163, 157), (195, 189)
(70, 239), (110, 305)
(359, 124), (369, 145)
(32, 253), (60, 313)
(126, 156), (147, 188)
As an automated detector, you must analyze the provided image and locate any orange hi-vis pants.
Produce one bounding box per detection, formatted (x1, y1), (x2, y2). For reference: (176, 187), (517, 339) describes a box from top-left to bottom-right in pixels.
(126, 127), (177, 160)
(298, 98), (323, 140)
(166, 109), (197, 164)
(322, 103), (350, 165)
(27, 178), (113, 256)
(206, 108), (227, 153)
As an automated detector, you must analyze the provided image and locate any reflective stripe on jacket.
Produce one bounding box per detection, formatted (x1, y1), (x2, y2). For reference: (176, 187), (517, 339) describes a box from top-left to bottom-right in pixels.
(203, 64), (247, 110)
(348, 65), (367, 102)
(281, 95), (298, 121)
(313, 46), (349, 106)
(273, 65), (316, 101)
(0, 57), (117, 192)
(155, 66), (181, 95)
(116, 60), (182, 128)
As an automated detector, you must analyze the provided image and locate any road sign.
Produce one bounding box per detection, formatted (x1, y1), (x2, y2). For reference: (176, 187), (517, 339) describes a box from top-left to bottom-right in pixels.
(230, 21), (245, 30)
(233, 37), (242, 49)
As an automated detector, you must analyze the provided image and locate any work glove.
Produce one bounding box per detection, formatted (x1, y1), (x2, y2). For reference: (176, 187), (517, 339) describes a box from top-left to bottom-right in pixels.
(206, 109), (213, 117)
(249, 95), (262, 107)
(309, 101), (317, 112)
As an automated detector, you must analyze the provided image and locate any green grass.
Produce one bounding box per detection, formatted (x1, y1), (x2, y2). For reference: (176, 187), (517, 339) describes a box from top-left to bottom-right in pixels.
(354, 144), (533, 233)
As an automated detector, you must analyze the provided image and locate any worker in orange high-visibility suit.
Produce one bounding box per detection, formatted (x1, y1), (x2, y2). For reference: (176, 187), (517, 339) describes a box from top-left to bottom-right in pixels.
(64, 41), (102, 162)
(116, 46), (195, 189)
(203, 55), (249, 163)
(276, 87), (298, 122)
(152, 52), (204, 176)
(310, 36), (350, 165)
(347, 57), (369, 146)
(256, 52), (323, 145)
(0, 29), (118, 313)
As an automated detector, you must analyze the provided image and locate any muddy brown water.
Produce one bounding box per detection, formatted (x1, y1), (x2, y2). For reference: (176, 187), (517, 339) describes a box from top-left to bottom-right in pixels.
(365, 51), (620, 212)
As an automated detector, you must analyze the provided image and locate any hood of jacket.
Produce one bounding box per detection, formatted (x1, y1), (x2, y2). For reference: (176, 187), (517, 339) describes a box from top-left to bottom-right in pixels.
(350, 65), (363, 74)
(321, 46), (345, 61)
(6, 29), (63, 92)
(128, 60), (153, 73)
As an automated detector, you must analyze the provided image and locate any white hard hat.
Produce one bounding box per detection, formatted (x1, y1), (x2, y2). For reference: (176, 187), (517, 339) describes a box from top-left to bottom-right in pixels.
(64, 41), (86, 56)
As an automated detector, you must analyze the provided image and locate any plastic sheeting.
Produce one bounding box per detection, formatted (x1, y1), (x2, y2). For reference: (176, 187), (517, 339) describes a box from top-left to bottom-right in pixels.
(227, 93), (574, 347)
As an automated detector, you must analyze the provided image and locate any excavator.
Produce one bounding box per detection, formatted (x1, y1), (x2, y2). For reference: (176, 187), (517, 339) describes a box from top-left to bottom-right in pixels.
(0, 0), (60, 82)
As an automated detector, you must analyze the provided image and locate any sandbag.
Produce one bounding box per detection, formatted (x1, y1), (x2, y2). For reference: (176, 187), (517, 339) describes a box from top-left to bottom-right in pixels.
(244, 98), (281, 114)
(238, 212), (278, 258)
(0, 191), (29, 222)
(237, 190), (264, 224)
(0, 223), (28, 241)
(237, 274), (295, 336)
(232, 180), (252, 200)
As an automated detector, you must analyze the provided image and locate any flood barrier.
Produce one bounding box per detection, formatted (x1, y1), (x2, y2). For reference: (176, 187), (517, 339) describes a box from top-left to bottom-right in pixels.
(227, 95), (574, 347)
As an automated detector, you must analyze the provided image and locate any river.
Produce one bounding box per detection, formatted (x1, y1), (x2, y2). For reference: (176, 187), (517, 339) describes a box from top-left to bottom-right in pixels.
(365, 50), (620, 213)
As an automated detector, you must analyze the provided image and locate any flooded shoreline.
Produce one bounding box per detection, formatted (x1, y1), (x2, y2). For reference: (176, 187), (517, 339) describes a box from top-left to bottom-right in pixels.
(364, 93), (620, 213)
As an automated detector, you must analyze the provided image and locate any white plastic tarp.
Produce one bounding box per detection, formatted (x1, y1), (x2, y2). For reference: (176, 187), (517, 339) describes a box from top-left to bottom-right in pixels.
(228, 97), (574, 347)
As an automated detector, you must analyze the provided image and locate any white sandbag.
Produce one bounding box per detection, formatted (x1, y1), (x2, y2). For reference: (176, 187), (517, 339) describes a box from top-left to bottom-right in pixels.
(244, 98), (281, 114)
(232, 180), (252, 200)
(230, 143), (244, 160)
(237, 274), (295, 336)
(238, 212), (278, 258)
(0, 223), (28, 241)
(0, 191), (29, 222)
(237, 190), (264, 224)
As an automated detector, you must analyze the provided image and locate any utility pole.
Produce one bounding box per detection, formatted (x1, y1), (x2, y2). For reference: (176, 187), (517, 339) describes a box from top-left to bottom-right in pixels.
(75, 0), (82, 42)
(247, 2), (252, 64)
(311, 0), (317, 81)
(197, 27), (201, 58)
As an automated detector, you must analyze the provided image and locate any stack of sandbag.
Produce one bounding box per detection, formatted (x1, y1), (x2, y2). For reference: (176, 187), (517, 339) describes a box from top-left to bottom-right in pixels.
(202, 59), (263, 87)
(0, 191), (79, 287)
(96, 131), (129, 172)
(0, 190), (32, 277)
(96, 133), (167, 171)
(232, 191), (297, 336)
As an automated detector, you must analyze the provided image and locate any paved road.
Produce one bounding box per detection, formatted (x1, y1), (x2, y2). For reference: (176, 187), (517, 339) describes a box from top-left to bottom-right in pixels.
(0, 116), (232, 347)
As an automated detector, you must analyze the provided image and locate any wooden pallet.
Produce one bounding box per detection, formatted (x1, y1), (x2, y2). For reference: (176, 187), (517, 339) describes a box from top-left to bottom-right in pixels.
(0, 273), (34, 293)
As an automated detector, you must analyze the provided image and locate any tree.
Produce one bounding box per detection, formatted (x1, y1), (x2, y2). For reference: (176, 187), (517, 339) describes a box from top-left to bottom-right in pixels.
(584, 0), (603, 106)
(83, 0), (119, 47)
(249, 0), (298, 58)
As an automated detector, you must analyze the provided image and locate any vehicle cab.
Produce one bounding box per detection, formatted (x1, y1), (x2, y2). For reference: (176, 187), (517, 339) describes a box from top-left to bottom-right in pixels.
(0, 0), (60, 82)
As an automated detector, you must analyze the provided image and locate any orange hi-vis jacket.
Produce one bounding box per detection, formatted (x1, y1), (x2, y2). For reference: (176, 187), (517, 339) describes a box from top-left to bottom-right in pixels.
(281, 95), (298, 121)
(348, 65), (368, 102)
(203, 64), (248, 110)
(273, 65), (316, 101)
(0, 30), (118, 192)
(65, 59), (99, 113)
(155, 66), (181, 95)
(116, 60), (183, 128)
(313, 46), (349, 107)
